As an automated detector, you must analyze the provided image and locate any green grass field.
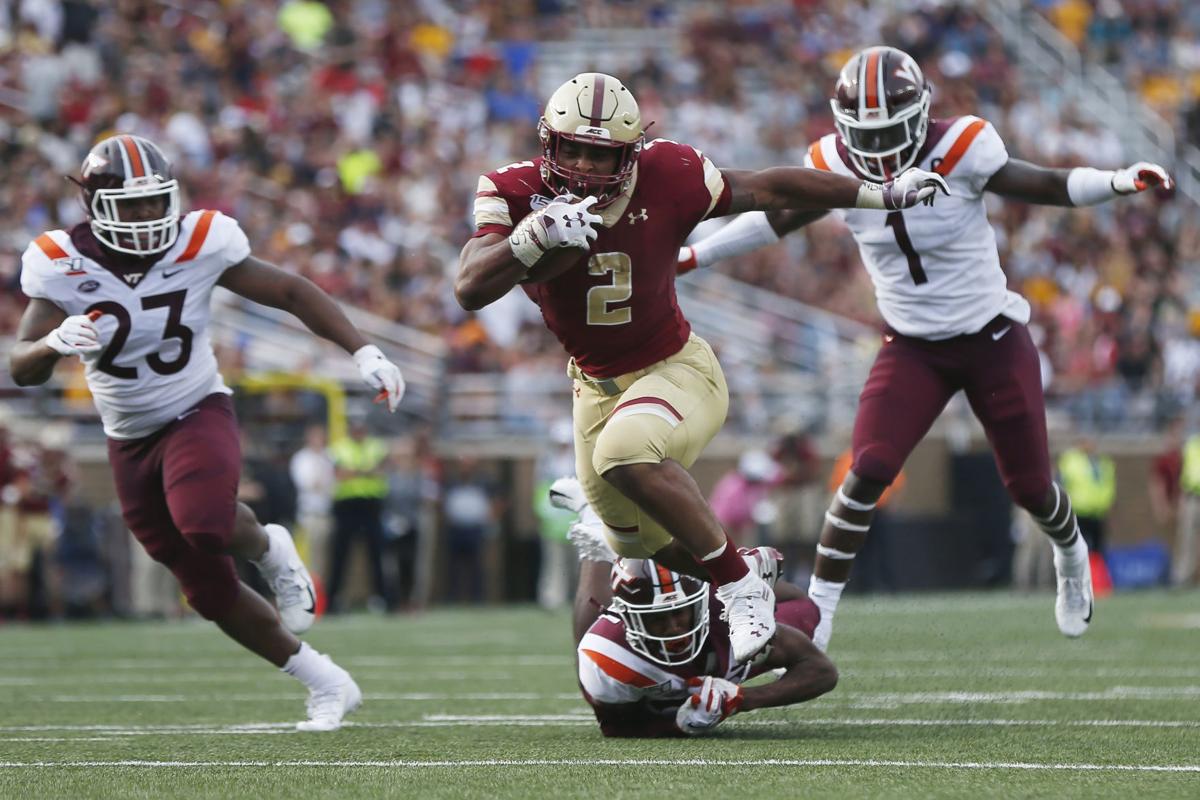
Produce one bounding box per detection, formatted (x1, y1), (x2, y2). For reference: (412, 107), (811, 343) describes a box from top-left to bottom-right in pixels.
(1, 590), (1198, 799)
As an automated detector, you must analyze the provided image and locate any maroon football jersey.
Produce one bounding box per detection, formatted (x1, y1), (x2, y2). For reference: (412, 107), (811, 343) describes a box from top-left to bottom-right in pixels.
(473, 140), (732, 378)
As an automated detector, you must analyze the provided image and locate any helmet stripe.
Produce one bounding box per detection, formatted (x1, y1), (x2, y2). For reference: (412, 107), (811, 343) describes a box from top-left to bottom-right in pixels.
(589, 74), (606, 126)
(655, 564), (675, 595)
(120, 135), (145, 178)
(865, 48), (881, 110)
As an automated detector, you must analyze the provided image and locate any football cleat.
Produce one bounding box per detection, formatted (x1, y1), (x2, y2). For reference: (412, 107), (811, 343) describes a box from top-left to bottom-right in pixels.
(1054, 556), (1094, 638)
(715, 570), (776, 663)
(739, 546), (783, 588)
(261, 524), (316, 635)
(297, 671), (362, 732)
(567, 513), (618, 563)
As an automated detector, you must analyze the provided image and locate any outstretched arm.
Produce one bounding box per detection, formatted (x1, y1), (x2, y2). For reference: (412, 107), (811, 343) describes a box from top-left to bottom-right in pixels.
(9, 299), (71, 386)
(985, 158), (1171, 206)
(678, 166), (946, 274)
(218, 256), (405, 410)
(739, 624), (838, 712)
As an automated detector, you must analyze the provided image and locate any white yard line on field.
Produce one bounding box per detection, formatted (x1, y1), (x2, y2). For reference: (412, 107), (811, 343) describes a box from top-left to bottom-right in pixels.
(0, 758), (1197, 773)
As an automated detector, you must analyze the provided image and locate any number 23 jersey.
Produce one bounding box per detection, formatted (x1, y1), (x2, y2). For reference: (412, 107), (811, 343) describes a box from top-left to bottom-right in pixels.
(805, 115), (1031, 340)
(20, 210), (250, 440)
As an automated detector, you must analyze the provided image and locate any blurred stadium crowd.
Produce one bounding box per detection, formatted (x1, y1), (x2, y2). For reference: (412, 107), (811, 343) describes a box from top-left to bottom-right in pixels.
(0, 1), (1198, 618)
(1, 0), (1198, 428)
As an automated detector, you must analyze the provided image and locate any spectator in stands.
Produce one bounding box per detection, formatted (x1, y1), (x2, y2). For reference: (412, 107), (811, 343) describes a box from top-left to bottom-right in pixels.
(327, 419), (391, 611)
(532, 420), (577, 611)
(383, 437), (425, 611)
(709, 450), (780, 547)
(289, 424), (336, 583)
(441, 456), (500, 605)
(768, 430), (823, 583)
(1057, 437), (1117, 590)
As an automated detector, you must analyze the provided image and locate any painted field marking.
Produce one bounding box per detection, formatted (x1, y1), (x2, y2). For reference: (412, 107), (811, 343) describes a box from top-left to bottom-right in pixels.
(0, 758), (1197, 773)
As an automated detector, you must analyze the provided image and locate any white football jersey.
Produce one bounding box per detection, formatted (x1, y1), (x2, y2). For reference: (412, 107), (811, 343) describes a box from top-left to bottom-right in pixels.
(20, 210), (251, 439)
(805, 115), (1031, 339)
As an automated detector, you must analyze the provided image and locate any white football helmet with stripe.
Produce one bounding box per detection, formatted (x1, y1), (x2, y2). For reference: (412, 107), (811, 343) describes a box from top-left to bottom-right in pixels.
(608, 558), (710, 666)
(831, 46), (932, 182)
(538, 72), (644, 206)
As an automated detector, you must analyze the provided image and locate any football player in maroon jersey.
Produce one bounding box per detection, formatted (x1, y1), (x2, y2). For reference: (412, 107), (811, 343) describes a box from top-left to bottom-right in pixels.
(457, 72), (948, 664)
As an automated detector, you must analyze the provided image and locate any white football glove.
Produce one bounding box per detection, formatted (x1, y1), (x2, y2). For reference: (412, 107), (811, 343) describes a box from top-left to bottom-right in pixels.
(1111, 162), (1172, 194)
(353, 344), (405, 412)
(883, 167), (951, 209)
(45, 313), (104, 358)
(509, 195), (602, 268)
(675, 676), (744, 736)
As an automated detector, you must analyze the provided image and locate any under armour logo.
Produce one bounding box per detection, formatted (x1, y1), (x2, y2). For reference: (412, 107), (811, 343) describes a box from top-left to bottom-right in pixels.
(122, 272), (145, 287)
(627, 208), (648, 225)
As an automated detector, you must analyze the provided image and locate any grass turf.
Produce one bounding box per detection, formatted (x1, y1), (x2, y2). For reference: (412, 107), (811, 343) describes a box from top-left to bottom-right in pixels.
(0, 590), (1197, 799)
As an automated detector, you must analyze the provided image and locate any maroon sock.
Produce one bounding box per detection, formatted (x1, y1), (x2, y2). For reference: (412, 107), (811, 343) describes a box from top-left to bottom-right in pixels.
(697, 540), (749, 586)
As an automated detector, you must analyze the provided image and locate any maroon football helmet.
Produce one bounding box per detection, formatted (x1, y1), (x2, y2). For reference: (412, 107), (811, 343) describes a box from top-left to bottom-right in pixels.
(830, 46), (932, 181)
(608, 558), (710, 666)
(75, 135), (180, 256)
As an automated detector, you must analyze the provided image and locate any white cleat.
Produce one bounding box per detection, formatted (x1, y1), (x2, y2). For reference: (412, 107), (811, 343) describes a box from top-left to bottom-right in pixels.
(811, 609), (833, 652)
(297, 673), (362, 732)
(715, 570), (776, 663)
(262, 524), (316, 635)
(1055, 558), (1094, 638)
(566, 514), (617, 563)
(739, 546), (782, 588)
(548, 476), (587, 514)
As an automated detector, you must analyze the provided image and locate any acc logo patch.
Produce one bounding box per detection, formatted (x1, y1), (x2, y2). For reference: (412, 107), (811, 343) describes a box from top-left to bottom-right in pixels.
(78, 279), (101, 293)
(529, 194), (552, 210)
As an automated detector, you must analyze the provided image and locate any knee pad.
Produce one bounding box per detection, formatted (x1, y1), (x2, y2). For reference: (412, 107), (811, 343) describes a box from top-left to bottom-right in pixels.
(172, 554), (239, 620)
(592, 412), (671, 475)
(851, 444), (903, 486)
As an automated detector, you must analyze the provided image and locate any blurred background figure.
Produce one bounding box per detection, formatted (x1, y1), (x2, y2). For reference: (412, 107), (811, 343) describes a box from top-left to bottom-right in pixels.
(709, 449), (780, 547)
(767, 430), (822, 583)
(1057, 437), (1117, 593)
(1175, 425), (1200, 587)
(383, 437), (424, 612)
(327, 418), (390, 612)
(532, 420), (577, 610)
(441, 456), (499, 605)
(290, 424), (335, 583)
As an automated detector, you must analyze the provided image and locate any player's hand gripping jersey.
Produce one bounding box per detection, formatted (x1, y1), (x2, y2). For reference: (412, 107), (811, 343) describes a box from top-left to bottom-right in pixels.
(473, 140), (731, 378)
(805, 115), (1030, 339)
(20, 210), (249, 439)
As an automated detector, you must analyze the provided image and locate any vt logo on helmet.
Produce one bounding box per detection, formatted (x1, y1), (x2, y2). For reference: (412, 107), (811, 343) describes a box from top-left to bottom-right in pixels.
(830, 46), (932, 182)
(538, 72), (645, 207)
(73, 135), (181, 256)
(608, 558), (710, 666)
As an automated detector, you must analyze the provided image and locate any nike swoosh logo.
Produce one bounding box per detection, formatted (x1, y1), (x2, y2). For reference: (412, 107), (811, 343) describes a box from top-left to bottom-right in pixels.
(1084, 602), (1093, 624)
(162, 268), (184, 279)
(992, 325), (1012, 341)
(176, 409), (199, 421)
(303, 585), (316, 614)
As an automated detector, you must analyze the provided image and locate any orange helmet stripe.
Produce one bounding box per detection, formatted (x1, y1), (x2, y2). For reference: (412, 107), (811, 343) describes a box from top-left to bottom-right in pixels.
(119, 135), (146, 178)
(935, 119), (987, 177)
(176, 210), (216, 262)
(864, 49), (881, 110)
(655, 564), (676, 595)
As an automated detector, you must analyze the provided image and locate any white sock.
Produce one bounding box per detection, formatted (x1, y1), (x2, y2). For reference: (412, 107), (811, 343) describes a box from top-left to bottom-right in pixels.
(1052, 527), (1089, 576)
(282, 642), (344, 691)
(808, 575), (846, 618)
(253, 527), (287, 574)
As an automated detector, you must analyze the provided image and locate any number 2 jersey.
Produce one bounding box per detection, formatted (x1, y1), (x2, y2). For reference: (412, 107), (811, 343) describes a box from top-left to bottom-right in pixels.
(805, 115), (1031, 340)
(20, 210), (250, 440)
(472, 140), (731, 378)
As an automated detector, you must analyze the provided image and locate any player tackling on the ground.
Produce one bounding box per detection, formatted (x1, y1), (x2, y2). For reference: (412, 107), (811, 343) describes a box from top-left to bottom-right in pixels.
(10, 134), (406, 731)
(457, 72), (948, 664)
(680, 46), (1172, 649)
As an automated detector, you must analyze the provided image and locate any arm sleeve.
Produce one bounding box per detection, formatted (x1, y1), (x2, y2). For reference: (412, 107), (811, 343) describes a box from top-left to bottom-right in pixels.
(689, 211), (780, 268)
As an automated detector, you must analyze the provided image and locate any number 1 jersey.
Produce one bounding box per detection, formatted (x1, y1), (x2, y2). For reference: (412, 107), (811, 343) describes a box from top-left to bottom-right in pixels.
(805, 115), (1031, 340)
(20, 210), (250, 439)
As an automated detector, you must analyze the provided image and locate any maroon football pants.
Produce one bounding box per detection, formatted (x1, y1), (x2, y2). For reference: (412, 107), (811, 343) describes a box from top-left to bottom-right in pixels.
(108, 393), (242, 619)
(851, 316), (1052, 513)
